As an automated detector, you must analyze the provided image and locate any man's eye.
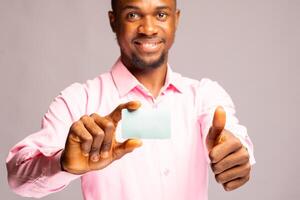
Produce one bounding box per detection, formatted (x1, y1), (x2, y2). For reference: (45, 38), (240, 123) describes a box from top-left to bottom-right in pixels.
(157, 12), (168, 20)
(127, 12), (140, 20)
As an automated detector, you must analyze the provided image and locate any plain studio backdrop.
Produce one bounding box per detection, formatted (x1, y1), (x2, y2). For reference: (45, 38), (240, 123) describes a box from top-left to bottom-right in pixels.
(0, 0), (299, 200)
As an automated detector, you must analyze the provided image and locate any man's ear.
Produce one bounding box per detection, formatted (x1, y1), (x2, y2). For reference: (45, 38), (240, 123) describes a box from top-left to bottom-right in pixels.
(108, 11), (116, 33)
(175, 9), (181, 30)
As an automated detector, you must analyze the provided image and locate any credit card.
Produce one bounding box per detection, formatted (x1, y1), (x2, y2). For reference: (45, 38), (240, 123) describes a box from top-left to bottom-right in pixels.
(121, 105), (171, 139)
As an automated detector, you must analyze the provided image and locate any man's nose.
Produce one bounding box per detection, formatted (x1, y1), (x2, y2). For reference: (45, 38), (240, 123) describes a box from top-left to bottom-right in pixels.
(138, 16), (158, 36)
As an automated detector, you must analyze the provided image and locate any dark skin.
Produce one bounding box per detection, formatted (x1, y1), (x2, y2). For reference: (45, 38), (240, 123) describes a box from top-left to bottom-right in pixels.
(109, 0), (180, 97)
(61, 0), (251, 192)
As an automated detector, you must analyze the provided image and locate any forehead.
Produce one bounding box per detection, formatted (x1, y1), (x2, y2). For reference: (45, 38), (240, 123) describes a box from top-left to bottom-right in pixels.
(117, 0), (176, 10)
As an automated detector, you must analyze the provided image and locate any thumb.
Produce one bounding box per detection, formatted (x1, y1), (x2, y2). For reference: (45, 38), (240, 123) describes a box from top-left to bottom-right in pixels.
(108, 101), (141, 124)
(113, 139), (143, 160)
(206, 106), (226, 152)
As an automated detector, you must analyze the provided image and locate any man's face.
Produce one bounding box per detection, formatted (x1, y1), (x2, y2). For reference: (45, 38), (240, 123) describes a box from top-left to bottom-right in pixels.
(109, 0), (180, 70)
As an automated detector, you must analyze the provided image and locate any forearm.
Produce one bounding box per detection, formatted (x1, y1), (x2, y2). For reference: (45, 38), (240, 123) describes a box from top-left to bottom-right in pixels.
(6, 83), (88, 197)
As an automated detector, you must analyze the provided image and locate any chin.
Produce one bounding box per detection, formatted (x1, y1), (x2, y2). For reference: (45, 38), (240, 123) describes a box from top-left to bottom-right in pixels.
(131, 53), (166, 70)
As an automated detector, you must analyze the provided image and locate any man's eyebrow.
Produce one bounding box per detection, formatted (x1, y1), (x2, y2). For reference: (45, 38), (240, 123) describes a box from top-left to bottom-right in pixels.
(121, 5), (172, 11)
(156, 6), (172, 11)
(121, 5), (140, 11)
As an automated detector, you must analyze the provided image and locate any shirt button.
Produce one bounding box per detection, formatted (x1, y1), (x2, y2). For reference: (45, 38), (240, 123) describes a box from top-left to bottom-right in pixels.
(163, 168), (170, 176)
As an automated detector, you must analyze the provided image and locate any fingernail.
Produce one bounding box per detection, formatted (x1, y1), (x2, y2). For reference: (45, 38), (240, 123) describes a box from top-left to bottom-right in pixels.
(82, 152), (89, 157)
(91, 154), (99, 162)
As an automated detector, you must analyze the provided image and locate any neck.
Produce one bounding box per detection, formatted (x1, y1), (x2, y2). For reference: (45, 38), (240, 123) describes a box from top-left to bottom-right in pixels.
(121, 56), (168, 98)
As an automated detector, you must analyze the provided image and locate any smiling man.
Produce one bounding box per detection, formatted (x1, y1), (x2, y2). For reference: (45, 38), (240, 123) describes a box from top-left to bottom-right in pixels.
(6, 0), (255, 200)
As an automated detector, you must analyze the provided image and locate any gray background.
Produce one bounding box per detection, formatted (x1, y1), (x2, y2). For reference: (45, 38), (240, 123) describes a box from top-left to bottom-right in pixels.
(0, 0), (299, 199)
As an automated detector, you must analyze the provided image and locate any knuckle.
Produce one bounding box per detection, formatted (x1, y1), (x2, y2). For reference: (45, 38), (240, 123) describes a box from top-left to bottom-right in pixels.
(231, 137), (240, 146)
(224, 183), (234, 191)
(80, 115), (89, 122)
(90, 113), (100, 119)
(215, 174), (225, 183)
(97, 131), (105, 139)
(105, 121), (115, 130)
(241, 150), (250, 162)
(70, 122), (81, 133)
(224, 184), (230, 191)
(94, 128), (104, 137)
(213, 163), (223, 174)
(213, 166), (221, 174)
(83, 134), (93, 143)
(245, 163), (251, 173)
(231, 138), (242, 149)
(209, 151), (217, 163)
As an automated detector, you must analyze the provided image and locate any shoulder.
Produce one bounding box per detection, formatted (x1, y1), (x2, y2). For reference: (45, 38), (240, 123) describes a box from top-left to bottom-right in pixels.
(59, 71), (112, 98)
(177, 74), (234, 110)
(42, 72), (113, 126)
(52, 71), (112, 113)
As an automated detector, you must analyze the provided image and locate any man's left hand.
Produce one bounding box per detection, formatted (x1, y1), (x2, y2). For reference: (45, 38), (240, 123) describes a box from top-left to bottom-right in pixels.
(206, 106), (251, 191)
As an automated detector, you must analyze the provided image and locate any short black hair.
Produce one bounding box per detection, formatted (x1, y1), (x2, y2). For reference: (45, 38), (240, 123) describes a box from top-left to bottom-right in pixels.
(111, 0), (177, 11)
(111, 0), (117, 11)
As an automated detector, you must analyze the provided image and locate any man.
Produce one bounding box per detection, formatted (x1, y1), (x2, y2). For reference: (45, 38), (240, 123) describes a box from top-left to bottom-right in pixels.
(6, 0), (255, 199)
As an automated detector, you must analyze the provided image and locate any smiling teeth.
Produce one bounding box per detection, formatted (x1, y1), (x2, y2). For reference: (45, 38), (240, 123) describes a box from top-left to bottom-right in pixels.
(143, 43), (157, 48)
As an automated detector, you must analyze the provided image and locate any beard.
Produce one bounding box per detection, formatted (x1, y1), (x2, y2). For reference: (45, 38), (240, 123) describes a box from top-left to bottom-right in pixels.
(131, 52), (166, 71)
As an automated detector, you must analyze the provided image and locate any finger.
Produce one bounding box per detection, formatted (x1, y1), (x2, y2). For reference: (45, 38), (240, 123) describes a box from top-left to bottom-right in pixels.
(108, 101), (141, 124)
(223, 175), (250, 191)
(213, 106), (226, 131)
(113, 139), (143, 160)
(212, 147), (250, 174)
(81, 115), (105, 162)
(99, 118), (114, 158)
(209, 135), (243, 163)
(206, 106), (226, 151)
(90, 114), (115, 158)
(215, 163), (251, 184)
(69, 121), (93, 156)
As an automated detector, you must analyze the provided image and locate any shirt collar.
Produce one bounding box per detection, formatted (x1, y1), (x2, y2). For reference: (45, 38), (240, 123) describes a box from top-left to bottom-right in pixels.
(111, 58), (184, 97)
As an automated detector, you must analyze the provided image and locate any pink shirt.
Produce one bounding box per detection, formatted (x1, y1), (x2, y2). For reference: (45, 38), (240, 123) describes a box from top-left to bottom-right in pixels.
(6, 58), (255, 200)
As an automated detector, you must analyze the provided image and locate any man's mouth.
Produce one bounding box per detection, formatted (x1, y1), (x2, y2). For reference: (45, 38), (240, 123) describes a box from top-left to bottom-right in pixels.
(133, 38), (164, 53)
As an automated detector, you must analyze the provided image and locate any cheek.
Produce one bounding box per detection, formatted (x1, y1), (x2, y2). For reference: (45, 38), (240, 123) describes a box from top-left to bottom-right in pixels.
(118, 25), (136, 46)
(160, 20), (176, 38)
(164, 26), (176, 46)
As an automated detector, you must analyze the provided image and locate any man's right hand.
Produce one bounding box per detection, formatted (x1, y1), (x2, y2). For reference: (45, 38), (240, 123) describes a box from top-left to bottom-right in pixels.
(60, 101), (143, 175)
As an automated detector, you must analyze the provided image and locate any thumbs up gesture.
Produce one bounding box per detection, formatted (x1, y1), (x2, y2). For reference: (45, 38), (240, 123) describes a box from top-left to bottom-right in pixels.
(206, 106), (251, 191)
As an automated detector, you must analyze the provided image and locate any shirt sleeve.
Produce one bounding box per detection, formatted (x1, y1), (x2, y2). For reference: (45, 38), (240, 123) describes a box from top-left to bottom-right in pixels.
(196, 79), (255, 165)
(6, 83), (87, 198)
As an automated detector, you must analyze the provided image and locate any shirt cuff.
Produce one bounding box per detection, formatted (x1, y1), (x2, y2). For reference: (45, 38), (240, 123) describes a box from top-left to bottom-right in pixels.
(35, 150), (82, 193)
(226, 125), (256, 165)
